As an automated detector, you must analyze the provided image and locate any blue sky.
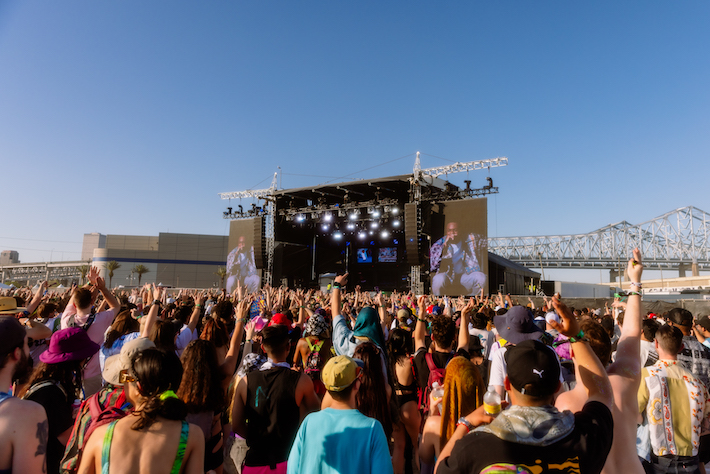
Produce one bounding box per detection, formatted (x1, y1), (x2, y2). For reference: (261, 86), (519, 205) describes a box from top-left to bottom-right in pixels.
(1, 1), (708, 283)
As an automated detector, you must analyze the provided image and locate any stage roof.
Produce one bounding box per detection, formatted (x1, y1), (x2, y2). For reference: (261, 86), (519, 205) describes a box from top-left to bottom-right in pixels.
(272, 173), (454, 206)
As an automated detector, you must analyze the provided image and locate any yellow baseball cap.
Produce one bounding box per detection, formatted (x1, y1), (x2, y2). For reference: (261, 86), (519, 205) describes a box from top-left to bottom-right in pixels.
(322, 355), (364, 392)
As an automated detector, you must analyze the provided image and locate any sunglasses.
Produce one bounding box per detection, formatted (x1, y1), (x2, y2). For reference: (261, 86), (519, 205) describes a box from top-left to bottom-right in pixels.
(119, 370), (137, 384)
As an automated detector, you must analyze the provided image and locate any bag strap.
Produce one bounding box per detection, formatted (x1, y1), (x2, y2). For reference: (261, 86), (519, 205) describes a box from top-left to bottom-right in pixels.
(425, 352), (438, 373)
(23, 380), (67, 400)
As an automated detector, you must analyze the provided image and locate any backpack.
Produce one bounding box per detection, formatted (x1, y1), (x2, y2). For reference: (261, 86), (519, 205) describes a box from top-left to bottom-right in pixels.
(304, 338), (325, 376)
(418, 352), (448, 413)
(59, 386), (130, 474)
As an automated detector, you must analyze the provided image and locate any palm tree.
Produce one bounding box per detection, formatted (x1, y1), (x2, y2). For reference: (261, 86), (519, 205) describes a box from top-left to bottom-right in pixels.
(133, 264), (149, 285)
(215, 266), (227, 288)
(77, 265), (90, 285)
(105, 261), (121, 288)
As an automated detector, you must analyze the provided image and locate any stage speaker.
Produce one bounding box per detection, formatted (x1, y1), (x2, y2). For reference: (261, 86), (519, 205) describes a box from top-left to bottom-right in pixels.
(404, 203), (421, 265)
(253, 217), (267, 269)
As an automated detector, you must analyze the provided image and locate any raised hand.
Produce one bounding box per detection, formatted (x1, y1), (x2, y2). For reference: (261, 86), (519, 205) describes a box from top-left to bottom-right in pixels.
(550, 296), (581, 338)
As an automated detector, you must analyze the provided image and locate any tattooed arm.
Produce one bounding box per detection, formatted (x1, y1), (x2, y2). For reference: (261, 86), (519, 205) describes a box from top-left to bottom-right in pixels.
(13, 400), (48, 474)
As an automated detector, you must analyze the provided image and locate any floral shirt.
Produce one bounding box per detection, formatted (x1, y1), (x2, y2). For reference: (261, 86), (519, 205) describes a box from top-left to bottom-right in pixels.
(638, 359), (710, 457)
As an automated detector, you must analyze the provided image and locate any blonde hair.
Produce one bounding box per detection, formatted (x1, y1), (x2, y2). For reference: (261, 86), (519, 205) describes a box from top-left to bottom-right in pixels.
(440, 356), (484, 450)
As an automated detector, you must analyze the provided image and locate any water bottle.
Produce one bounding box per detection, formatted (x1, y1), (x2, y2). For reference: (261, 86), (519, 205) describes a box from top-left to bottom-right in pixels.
(430, 382), (444, 415)
(483, 385), (501, 416)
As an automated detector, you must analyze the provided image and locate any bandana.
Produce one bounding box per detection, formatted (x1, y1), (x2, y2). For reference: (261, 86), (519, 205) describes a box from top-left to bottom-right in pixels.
(475, 405), (574, 446)
(305, 314), (330, 338)
(236, 353), (267, 378)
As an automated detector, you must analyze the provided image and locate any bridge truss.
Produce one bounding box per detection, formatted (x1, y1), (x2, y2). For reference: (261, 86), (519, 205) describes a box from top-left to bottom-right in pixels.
(488, 206), (710, 272)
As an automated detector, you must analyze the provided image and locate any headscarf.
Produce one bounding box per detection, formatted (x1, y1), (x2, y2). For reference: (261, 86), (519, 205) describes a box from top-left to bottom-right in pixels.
(353, 307), (386, 350)
(440, 356), (485, 450)
(304, 314), (329, 338)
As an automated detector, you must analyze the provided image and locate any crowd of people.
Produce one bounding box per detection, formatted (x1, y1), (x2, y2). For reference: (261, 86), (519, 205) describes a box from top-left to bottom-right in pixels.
(2, 248), (710, 474)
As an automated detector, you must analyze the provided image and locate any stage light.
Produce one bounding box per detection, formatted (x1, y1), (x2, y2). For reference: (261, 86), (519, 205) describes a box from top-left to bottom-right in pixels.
(380, 230), (390, 239)
(333, 232), (343, 240)
(358, 231), (367, 239)
(393, 239), (399, 245)
(372, 208), (381, 218)
(324, 213), (333, 222)
(369, 230), (374, 236)
(296, 214), (306, 222)
(392, 219), (401, 228)
(370, 221), (379, 229)
(322, 224), (329, 231)
(349, 210), (359, 220)
(392, 206), (399, 215)
(346, 223), (355, 230)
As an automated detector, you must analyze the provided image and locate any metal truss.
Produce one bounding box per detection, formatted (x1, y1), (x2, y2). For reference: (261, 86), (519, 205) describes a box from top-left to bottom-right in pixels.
(488, 206), (710, 271)
(1, 262), (89, 285)
(220, 173), (279, 286)
(414, 154), (508, 180)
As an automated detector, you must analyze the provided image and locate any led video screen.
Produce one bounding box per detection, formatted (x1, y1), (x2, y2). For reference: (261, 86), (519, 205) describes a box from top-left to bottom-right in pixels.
(356, 248), (373, 263)
(226, 219), (261, 294)
(378, 247), (397, 263)
(429, 198), (488, 296)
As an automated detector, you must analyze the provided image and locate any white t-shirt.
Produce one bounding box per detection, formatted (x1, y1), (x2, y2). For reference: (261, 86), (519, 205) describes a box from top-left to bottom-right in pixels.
(61, 304), (119, 379)
(176, 324), (197, 356)
(29, 317), (59, 361)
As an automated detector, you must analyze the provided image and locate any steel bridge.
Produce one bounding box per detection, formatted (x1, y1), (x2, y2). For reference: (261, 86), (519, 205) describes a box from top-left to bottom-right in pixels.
(488, 206), (710, 277)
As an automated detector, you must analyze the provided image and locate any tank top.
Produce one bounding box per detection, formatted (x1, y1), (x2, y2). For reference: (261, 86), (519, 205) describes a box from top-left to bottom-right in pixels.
(0, 393), (12, 474)
(101, 420), (189, 474)
(244, 367), (301, 468)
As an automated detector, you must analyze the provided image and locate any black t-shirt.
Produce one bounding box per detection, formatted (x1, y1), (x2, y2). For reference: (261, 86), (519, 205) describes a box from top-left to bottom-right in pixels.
(438, 401), (613, 474)
(26, 382), (74, 474)
(413, 347), (470, 391)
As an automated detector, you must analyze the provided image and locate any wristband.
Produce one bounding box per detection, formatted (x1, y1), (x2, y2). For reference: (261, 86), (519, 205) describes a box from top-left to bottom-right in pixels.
(456, 417), (475, 433)
(152, 300), (161, 306)
(629, 282), (642, 289)
(332, 282), (342, 290)
(195, 304), (203, 308)
(568, 330), (588, 344)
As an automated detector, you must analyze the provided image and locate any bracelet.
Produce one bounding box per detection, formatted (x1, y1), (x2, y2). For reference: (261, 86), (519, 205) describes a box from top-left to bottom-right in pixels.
(417, 317), (427, 323)
(456, 417), (475, 433)
(152, 300), (161, 306)
(626, 291), (641, 297)
(332, 283), (342, 289)
(568, 330), (588, 344)
(629, 282), (642, 289)
(195, 304), (203, 308)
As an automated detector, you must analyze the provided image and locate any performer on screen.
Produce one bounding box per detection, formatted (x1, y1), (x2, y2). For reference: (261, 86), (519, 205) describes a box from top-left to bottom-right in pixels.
(430, 221), (486, 296)
(226, 235), (260, 294)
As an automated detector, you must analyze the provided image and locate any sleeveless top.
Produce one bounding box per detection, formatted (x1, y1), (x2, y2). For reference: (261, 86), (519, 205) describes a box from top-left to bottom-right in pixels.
(102, 420), (189, 474)
(244, 367), (301, 468)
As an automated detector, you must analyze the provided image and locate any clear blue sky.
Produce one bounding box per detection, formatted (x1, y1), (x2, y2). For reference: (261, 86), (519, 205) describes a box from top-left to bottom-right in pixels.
(1, 1), (708, 283)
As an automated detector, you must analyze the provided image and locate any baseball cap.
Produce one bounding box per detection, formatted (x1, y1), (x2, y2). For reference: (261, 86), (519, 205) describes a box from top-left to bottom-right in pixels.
(103, 337), (156, 385)
(0, 316), (26, 354)
(322, 355), (364, 392)
(505, 339), (560, 397)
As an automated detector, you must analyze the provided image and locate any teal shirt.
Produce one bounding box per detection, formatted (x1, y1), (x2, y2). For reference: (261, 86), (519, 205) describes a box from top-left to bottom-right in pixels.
(287, 408), (393, 474)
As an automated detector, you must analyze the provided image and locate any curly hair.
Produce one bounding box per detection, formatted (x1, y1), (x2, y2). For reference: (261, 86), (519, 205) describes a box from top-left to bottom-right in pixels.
(177, 339), (225, 414)
(19, 360), (83, 401)
(431, 315), (456, 349)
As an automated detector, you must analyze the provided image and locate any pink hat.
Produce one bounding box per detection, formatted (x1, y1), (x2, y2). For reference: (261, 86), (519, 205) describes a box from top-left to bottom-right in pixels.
(40, 328), (100, 364)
